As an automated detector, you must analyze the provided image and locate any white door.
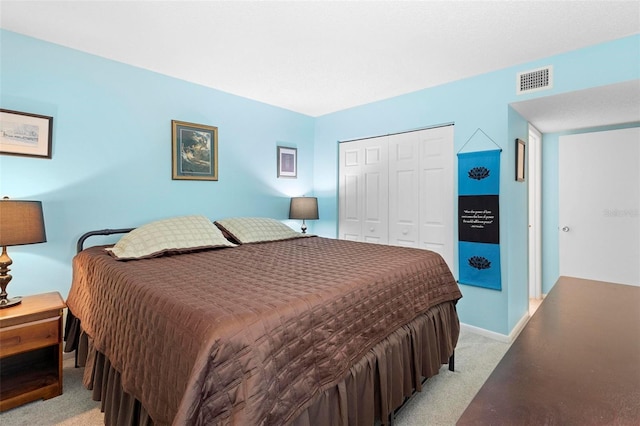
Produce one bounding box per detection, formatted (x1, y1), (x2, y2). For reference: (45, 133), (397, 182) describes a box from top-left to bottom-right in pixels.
(559, 127), (640, 286)
(338, 125), (454, 270)
(388, 132), (420, 247)
(338, 136), (389, 243)
(418, 125), (454, 271)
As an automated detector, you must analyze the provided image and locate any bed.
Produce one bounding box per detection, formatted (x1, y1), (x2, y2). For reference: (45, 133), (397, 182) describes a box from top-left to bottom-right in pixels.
(64, 216), (462, 425)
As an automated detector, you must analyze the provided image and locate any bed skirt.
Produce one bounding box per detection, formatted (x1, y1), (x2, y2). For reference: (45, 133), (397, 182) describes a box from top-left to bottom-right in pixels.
(64, 301), (459, 426)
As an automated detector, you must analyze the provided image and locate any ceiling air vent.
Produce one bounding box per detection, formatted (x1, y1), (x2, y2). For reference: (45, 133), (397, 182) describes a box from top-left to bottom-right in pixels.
(517, 66), (553, 95)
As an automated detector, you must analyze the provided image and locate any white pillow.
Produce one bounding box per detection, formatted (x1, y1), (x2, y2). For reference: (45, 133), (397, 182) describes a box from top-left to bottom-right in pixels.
(106, 215), (236, 260)
(214, 217), (303, 244)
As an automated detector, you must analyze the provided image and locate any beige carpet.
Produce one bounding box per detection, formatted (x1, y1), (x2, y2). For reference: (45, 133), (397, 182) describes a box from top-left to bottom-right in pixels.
(0, 328), (510, 426)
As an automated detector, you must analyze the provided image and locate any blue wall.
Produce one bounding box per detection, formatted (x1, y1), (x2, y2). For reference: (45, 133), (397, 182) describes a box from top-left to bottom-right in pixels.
(313, 35), (639, 335)
(2, 29), (638, 335)
(313, 70), (523, 335)
(0, 30), (315, 298)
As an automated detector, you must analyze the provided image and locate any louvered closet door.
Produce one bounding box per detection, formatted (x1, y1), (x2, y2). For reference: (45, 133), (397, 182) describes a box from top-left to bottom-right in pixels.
(338, 136), (389, 243)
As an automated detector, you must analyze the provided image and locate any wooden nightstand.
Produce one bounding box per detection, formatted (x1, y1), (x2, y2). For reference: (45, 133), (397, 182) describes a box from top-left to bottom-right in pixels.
(0, 292), (66, 411)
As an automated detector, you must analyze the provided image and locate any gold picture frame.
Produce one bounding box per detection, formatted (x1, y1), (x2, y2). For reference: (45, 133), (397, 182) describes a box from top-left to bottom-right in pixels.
(172, 120), (218, 181)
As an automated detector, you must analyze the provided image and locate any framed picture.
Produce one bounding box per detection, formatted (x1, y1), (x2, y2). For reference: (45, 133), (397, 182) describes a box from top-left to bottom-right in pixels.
(277, 146), (297, 178)
(172, 120), (218, 181)
(0, 109), (53, 159)
(515, 138), (526, 182)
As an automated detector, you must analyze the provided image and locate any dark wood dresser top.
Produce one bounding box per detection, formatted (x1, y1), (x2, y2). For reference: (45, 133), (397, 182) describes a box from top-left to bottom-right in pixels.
(457, 276), (640, 425)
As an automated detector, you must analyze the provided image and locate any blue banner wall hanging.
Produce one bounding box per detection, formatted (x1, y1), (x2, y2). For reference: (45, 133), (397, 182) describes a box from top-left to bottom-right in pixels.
(457, 129), (502, 290)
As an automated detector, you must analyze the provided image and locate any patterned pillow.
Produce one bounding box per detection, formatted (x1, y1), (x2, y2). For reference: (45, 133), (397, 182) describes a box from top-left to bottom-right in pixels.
(106, 215), (236, 260)
(214, 217), (303, 244)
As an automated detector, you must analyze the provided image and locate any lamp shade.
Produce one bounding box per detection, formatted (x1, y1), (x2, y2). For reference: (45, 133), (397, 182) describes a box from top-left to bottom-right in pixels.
(0, 199), (47, 247)
(289, 197), (319, 220)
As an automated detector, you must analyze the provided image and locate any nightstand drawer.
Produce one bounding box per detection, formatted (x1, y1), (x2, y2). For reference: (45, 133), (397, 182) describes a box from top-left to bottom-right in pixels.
(0, 317), (59, 358)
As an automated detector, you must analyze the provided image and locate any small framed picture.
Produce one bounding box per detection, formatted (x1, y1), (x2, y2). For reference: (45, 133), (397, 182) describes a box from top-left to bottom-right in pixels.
(172, 120), (218, 181)
(277, 146), (297, 178)
(515, 138), (526, 182)
(0, 109), (53, 159)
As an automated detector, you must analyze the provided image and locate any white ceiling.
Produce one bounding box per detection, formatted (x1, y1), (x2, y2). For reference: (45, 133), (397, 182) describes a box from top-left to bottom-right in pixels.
(511, 80), (640, 133)
(1, 1), (639, 127)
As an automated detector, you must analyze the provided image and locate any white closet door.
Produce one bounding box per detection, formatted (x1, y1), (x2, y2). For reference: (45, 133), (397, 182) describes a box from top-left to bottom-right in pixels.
(338, 136), (388, 243)
(389, 132), (420, 247)
(418, 126), (454, 271)
(338, 125), (454, 270)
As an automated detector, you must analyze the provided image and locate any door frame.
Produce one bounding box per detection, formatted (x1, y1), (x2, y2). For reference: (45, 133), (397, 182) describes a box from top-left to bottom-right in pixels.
(528, 124), (542, 299)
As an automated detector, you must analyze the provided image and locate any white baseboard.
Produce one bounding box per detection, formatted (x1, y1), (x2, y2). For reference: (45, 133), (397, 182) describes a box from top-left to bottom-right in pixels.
(461, 311), (530, 343)
(507, 311), (531, 341)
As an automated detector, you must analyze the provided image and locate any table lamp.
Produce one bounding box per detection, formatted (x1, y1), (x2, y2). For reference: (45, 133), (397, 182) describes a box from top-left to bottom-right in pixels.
(0, 197), (47, 308)
(289, 197), (319, 234)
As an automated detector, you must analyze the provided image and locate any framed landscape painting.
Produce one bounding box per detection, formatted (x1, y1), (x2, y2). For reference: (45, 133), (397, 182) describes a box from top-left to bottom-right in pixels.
(0, 109), (53, 159)
(172, 120), (218, 181)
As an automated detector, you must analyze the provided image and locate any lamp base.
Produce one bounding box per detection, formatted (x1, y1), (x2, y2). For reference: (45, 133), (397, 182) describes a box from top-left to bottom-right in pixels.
(0, 296), (22, 309)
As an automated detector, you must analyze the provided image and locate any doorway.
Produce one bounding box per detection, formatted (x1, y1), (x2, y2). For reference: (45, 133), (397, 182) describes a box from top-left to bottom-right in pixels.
(559, 127), (640, 286)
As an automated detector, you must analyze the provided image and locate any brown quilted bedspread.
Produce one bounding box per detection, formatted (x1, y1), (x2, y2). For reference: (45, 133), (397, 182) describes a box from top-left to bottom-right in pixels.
(66, 236), (461, 425)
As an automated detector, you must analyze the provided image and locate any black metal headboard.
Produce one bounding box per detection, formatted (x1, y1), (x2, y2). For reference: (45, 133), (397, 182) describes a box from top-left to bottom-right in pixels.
(76, 228), (134, 253)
